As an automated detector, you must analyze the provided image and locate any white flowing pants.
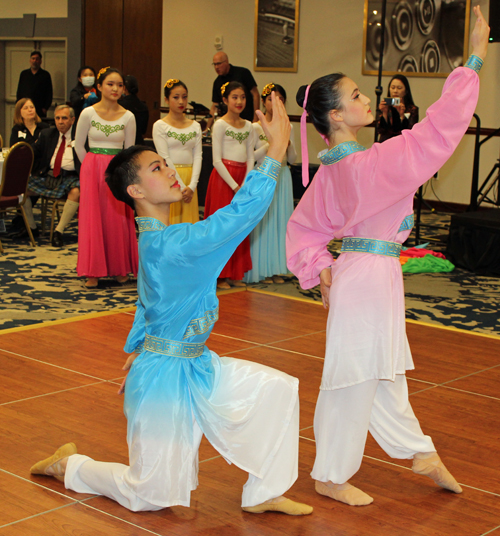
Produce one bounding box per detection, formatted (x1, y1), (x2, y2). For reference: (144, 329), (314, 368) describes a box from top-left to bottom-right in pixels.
(65, 398), (299, 512)
(311, 374), (435, 484)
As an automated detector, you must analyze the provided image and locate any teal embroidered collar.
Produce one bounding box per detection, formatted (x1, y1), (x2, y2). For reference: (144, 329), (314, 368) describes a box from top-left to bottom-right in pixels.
(319, 141), (366, 165)
(136, 217), (168, 233)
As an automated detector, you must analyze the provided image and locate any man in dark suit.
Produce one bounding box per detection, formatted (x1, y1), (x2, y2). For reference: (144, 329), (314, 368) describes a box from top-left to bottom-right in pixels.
(24, 105), (81, 247)
(16, 50), (53, 118)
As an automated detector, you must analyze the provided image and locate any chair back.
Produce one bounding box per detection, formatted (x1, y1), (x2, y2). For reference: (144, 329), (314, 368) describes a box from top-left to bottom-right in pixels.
(0, 142), (34, 200)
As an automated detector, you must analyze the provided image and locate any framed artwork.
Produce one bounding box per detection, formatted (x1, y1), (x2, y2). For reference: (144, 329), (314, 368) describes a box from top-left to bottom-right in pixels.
(362, 0), (471, 77)
(254, 0), (300, 72)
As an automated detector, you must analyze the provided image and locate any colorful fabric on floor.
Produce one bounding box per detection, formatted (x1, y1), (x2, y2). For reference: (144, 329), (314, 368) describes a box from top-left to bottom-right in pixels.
(402, 254), (455, 273)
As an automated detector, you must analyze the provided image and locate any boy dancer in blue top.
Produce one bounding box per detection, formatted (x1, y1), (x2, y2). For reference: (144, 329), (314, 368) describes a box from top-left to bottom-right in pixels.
(30, 94), (313, 516)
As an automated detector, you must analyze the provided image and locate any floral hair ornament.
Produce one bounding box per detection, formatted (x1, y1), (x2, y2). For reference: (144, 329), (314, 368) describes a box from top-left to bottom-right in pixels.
(300, 85), (311, 187)
(262, 83), (275, 98)
(221, 82), (230, 96)
(97, 66), (110, 81)
(164, 78), (179, 89)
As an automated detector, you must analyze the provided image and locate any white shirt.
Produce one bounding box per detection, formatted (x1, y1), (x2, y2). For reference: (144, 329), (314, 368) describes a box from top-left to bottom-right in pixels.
(50, 131), (75, 171)
(75, 107), (136, 163)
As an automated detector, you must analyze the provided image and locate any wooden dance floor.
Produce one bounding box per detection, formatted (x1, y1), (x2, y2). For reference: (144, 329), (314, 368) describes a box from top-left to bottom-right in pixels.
(0, 290), (499, 535)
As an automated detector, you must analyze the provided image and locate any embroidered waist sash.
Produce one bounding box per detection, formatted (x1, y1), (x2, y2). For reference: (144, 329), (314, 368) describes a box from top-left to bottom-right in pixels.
(341, 237), (401, 258)
(89, 148), (121, 155)
(174, 163), (192, 168)
(144, 333), (205, 358)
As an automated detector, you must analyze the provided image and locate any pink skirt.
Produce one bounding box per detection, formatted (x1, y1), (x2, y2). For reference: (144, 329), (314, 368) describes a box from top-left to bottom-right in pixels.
(77, 152), (139, 278)
(204, 159), (252, 280)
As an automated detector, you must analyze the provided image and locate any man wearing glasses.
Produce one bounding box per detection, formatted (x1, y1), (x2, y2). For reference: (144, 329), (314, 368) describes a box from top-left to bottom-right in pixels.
(207, 52), (260, 130)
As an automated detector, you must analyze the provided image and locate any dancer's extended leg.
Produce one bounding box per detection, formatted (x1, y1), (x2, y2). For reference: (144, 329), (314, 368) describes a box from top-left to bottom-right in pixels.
(312, 380), (379, 506)
(369, 375), (461, 493)
(241, 398), (312, 515)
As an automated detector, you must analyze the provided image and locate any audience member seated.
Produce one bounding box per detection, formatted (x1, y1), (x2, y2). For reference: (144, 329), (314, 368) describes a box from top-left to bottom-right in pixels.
(376, 74), (419, 143)
(10, 98), (50, 148)
(15, 105), (81, 246)
(69, 66), (99, 121)
(119, 75), (149, 144)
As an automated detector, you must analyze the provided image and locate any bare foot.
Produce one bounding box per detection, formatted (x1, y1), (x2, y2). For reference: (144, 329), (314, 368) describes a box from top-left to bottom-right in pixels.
(85, 277), (98, 288)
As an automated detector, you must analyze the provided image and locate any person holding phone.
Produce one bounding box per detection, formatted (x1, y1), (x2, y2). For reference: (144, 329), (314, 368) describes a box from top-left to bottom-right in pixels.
(377, 74), (418, 142)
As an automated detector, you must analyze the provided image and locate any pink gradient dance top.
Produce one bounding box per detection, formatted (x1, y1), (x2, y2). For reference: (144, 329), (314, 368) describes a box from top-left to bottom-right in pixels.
(286, 62), (481, 390)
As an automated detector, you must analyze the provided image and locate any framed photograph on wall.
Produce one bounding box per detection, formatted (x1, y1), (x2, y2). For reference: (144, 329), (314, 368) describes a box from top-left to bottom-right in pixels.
(254, 0), (300, 72)
(362, 0), (471, 77)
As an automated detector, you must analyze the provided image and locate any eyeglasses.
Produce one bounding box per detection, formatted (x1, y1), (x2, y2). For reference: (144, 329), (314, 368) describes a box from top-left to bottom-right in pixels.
(212, 61), (227, 67)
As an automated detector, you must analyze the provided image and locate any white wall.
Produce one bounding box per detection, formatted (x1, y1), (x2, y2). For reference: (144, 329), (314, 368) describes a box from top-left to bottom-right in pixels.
(0, 0), (67, 18)
(162, 0), (499, 205)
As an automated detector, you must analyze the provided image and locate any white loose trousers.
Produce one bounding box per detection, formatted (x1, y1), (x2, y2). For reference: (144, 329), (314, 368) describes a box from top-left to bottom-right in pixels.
(311, 374), (435, 484)
(65, 398), (299, 512)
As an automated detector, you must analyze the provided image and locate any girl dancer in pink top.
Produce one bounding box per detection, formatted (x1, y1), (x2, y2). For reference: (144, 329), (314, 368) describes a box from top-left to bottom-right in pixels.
(287, 7), (489, 506)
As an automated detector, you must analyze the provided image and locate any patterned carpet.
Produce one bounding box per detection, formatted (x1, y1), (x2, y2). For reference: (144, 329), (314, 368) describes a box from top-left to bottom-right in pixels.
(1, 209), (499, 335)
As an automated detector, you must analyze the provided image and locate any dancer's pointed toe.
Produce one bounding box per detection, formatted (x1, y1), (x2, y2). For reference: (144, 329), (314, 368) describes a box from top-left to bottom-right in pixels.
(243, 497), (313, 515)
(30, 442), (77, 482)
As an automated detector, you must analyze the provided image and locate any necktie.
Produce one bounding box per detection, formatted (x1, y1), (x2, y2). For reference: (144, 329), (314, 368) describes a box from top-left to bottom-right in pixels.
(53, 135), (66, 177)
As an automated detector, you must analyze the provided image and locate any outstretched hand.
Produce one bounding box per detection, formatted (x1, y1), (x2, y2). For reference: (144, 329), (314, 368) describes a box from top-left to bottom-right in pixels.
(256, 91), (291, 163)
(470, 5), (489, 60)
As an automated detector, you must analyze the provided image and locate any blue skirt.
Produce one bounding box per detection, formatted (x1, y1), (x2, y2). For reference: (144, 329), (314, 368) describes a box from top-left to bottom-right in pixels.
(244, 164), (294, 283)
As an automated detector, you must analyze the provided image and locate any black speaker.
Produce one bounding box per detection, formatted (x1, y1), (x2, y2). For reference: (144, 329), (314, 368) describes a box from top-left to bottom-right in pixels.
(490, 0), (500, 43)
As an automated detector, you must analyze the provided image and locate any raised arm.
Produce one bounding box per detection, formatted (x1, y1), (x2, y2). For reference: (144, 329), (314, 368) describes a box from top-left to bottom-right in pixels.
(174, 93), (290, 272)
(358, 7), (488, 211)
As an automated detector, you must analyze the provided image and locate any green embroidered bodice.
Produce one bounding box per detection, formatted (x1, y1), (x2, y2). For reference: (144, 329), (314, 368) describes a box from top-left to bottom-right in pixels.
(225, 130), (250, 144)
(91, 120), (125, 137)
(166, 130), (196, 145)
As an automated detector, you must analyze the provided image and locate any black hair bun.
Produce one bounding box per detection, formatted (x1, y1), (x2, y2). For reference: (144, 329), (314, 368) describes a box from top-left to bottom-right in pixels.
(296, 85), (308, 108)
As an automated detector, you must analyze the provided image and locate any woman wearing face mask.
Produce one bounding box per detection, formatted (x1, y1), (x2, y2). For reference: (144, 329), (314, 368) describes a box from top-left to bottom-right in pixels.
(377, 74), (418, 143)
(287, 7), (488, 508)
(70, 66), (99, 121)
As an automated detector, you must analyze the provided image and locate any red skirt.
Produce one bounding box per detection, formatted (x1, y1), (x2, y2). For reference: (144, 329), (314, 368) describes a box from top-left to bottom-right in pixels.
(204, 159), (252, 280)
(77, 152), (139, 278)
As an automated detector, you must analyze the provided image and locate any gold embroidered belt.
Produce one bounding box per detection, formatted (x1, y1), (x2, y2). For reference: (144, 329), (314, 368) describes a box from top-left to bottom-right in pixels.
(341, 237), (401, 258)
(144, 333), (205, 358)
(174, 163), (192, 168)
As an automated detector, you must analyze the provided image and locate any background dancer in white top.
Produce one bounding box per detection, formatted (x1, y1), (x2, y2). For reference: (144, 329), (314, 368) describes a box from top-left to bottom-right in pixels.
(153, 79), (202, 224)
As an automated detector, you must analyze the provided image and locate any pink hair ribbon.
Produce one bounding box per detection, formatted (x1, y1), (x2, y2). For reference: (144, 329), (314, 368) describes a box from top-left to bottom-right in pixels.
(300, 85), (311, 187)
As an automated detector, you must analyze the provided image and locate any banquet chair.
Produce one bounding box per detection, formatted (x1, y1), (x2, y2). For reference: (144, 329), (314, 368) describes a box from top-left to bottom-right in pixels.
(40, 195), (64, 243)
(0, 141), (35, 254)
